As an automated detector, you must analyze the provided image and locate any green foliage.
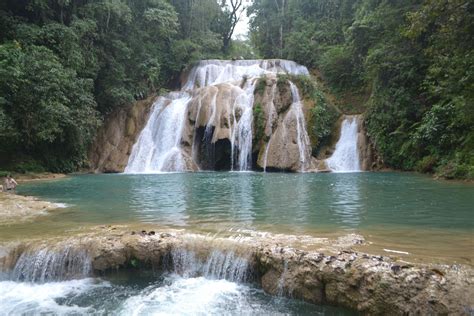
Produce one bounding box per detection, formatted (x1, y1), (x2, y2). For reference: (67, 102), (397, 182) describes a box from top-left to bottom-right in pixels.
(282, 74), (340, 154)
(11, 160), (46, 174)
(228, 39), (260, 59)
(0, 0), (233, 172)
(130, 258), (139, 268)
(250, 0), (474, 179)
(254, 77), (266, 95)
(307, 90), (339, 154)
(319, 46), (360, 92)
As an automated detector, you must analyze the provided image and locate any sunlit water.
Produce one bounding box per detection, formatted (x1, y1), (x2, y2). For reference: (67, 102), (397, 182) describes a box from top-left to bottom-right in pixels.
(8, 172), (474, 264)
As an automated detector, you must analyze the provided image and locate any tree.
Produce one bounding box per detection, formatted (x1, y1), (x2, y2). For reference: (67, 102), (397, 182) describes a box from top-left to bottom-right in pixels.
(219, 0), (244, 54)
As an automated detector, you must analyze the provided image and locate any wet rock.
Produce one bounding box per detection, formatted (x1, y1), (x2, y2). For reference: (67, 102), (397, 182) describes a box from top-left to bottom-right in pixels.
(88, 95), (156, 173)
(2, 230), (472, 315)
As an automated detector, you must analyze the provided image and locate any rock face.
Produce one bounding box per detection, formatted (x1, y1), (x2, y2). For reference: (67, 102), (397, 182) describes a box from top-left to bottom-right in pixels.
(89, 59), (381, 173)
(254, 76), (312, 171)
(122, 60), (315, 173)
(2, 228), (472, 314)
(182, 75), (312, 172)
(88, 95), (156, 173)
(357, 115), (382, 171)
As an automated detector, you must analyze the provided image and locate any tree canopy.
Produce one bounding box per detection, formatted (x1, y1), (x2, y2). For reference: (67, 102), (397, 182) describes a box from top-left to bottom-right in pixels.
(0, 0), (240, 172)
(249, 0), (473, 179)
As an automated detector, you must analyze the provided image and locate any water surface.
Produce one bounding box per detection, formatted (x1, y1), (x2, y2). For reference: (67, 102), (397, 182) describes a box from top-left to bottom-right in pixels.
(10, 172), (474, 264)
(0, 272), (354, 315)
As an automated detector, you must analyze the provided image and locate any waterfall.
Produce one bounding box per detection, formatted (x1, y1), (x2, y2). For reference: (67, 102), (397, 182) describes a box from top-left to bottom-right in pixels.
(326, 116), (361, 172)
(125, 92), (191, 173)
(231, 80), (257, 171)
(183, 59), (309, 90)
(10, 245), (92, 283)
(125, 59), (310, 173)
(263, 85), (277, 171)
(288, 82), (311, 172)
(168, 248), (250, 283)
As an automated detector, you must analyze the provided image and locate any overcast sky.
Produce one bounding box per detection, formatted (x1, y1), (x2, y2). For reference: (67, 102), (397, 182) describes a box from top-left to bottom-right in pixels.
(232, 1), (252, 39)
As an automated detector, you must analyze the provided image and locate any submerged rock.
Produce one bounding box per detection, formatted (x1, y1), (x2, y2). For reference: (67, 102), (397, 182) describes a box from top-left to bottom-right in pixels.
(0, 192), (61, 224)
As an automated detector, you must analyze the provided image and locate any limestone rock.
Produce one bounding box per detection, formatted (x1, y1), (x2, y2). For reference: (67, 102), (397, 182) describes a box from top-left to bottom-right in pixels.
(255, 77), (312, 172)
(88, 95), (156, 173)
(3, 230), (471, 314)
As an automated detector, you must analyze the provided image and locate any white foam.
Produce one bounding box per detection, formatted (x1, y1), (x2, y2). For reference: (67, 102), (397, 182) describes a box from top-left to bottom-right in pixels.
(0, 279), (109, 315)
(119, 276), (241, 315)
(326, 116), (361, 172)
(125, 59), (311, 173)
(54, 203), (69, 208)
(125, 93), (192, 173)
(383, 248), (409, 255)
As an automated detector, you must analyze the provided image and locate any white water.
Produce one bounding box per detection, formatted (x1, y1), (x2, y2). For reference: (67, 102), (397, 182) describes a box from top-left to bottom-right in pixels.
(0, 278), (106, 315)
(231, 80), (257, 171)
(125, 92), (191, 173)
(263, 85), (277, 171)
(170, 248), (250, 282)
(0, 276), (319, 315)
(183, 59), (309, 90)
(0, 246), (310, 314)
(125, 59), (310, 173)
(288, 82), (311, 172)
(11, 245), (92, 282)
(326, 116), (361, 172)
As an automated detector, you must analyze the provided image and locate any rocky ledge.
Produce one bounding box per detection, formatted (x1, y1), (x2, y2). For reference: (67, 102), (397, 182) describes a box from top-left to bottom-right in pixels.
(1, 227), (472, 315)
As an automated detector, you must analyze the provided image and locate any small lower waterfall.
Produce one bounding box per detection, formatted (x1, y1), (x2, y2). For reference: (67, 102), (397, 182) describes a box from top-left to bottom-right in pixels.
(10, 245), (92, 282)
(169, 248), (250, 282)
(326, 116), (361, 172)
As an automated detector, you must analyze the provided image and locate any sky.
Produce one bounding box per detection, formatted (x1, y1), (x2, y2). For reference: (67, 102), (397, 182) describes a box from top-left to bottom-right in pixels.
(232, 1), (252, 39)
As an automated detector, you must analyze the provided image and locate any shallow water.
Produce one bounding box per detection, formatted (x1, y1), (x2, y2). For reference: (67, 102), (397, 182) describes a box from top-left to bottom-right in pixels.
(0, 272), (354, 315)
(8, 172), (474, 264)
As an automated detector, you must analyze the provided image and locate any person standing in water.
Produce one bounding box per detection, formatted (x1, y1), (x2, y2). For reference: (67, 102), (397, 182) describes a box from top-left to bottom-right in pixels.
(3, 174), (18, 192)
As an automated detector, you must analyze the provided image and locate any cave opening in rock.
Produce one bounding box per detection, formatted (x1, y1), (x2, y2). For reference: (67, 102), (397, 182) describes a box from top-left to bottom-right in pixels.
(194, 126), (232, 171)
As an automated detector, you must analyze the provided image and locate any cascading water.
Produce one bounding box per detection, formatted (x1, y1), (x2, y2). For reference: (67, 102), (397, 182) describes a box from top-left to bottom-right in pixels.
(169, 248), (250, 283)
(231, 80), (257, 171)
(183, 59), (309, 90)
(326, 116), (361, 172)
(125, 59), (310, 173)
(288, 82), (311, 172)
(263, 85), (277, 171)
(9, 245), (92, 282)
(125, 92), (191, 173)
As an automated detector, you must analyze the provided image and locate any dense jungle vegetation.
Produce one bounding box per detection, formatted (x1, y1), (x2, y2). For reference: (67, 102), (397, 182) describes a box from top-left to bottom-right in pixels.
(249, 0), (473, 179)
(0, 0), (241, 172)
(0, 0), (472, 179)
